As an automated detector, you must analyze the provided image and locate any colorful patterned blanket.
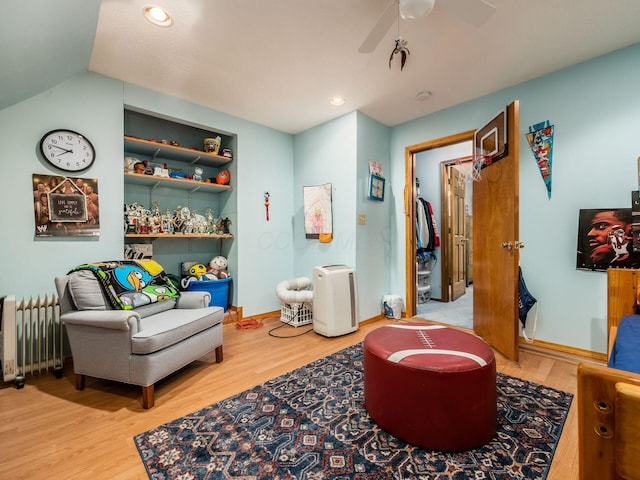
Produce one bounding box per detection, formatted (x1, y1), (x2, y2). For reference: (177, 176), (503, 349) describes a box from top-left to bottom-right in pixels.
(70, 260), (180, 309)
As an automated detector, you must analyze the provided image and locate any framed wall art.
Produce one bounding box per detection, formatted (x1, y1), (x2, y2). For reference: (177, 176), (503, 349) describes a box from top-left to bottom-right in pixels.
(303, 183), (333, 239)
(33, 174), (100, 237)
(576, 208), (640, 271)
(368, 174), (385, 202)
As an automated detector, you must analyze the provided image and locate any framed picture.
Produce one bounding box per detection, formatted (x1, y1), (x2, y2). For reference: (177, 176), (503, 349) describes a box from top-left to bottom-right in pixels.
(368, 174), (385, 202)
(33, 174), (100, 237)
(303, 183), (333, 239)
(576, 208), (640, 271)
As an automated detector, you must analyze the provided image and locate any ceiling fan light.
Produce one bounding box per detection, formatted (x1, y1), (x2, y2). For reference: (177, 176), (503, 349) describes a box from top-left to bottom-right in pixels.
(399, 0), (436, 20)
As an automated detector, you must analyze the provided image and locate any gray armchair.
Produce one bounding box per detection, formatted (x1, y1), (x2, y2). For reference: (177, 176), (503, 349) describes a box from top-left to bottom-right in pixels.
(55, 274), (224, 409)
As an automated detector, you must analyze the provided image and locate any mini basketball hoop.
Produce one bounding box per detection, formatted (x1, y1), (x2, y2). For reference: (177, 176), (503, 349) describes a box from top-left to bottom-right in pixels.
(453, 155), (491, 183)
(471, 153), (494, 182)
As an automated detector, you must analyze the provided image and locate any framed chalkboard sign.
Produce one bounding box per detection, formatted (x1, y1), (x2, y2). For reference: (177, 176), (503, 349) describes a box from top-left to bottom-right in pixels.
(32, 174), (100, 237)
(48, 193), (87, 222)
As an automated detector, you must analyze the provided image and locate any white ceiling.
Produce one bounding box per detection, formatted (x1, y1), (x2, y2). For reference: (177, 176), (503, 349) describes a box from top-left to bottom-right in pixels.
(4, 1), (640, 134)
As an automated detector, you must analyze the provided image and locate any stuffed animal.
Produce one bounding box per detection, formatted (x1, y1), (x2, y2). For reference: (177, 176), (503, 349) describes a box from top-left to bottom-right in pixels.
(208, 256), (230, 279)
(181, 263), (217, 289)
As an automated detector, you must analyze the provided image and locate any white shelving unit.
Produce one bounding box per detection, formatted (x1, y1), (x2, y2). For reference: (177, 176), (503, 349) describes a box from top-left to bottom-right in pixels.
(416, 258), (432, 304)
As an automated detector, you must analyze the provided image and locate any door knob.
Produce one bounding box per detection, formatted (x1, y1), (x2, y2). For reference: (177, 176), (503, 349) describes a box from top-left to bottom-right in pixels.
(501, 242), (513, 249)
(514, 242), (525, 249)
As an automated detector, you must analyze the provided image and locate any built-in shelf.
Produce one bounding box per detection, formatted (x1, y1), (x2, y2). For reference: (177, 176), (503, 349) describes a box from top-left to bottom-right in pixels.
(124, 172), (232, 193)
(124, 136), (232, 168)
(125, 233), (234, 240)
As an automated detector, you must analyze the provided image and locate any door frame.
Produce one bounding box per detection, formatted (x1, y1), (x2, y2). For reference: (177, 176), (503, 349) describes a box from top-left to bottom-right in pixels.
(404, 130), (475, 318)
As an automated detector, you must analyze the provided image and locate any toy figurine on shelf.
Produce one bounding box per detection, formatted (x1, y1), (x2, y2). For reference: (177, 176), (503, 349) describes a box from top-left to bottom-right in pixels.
(174, 206), (190, 233)
(162, 209), (174, 234)
(125, 203), (137, 233)
(138, 213), (148, 234)
(150, 202), (162, 234)
(216, 216), (232, 235)
(150, 201), (162, 233)
(134, 162), (146, 175)
(206, 209), (217, 234)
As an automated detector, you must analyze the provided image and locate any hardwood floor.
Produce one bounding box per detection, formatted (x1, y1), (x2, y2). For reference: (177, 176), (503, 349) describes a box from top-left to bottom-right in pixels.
(0, 317), (581, 479)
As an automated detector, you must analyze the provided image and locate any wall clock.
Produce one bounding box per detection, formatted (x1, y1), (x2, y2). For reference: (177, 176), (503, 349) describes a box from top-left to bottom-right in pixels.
(39, 129), (96, 172)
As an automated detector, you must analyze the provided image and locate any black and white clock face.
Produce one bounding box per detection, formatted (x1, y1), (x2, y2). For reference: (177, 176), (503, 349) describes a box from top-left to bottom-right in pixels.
(39, 129), (96, 172)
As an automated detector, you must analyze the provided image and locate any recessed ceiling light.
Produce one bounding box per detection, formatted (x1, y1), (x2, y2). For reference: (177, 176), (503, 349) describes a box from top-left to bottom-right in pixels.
(416, 91), (431, 101)
(329, 97), (346, 106)
(143, 5), (173, 27)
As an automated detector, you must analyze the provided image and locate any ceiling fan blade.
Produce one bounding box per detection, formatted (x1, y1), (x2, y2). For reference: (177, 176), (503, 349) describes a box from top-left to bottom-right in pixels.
(358, 0), (398, 54)
(438, 0), (496, 27)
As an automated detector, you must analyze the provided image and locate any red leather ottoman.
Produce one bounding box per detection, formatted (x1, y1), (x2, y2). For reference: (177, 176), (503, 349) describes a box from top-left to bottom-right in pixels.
(363, 323), (497, 451)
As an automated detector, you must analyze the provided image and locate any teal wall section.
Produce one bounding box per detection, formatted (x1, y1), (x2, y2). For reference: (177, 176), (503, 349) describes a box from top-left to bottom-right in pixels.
(0, 73), (295, 318)
(390, 43), (640, 353)
(355, 112), (391, 320)
(293, 113), (358, 275)
(0, 72), (124, 298)
(2, 43), (640, 354)
(291, 111), (391, 321)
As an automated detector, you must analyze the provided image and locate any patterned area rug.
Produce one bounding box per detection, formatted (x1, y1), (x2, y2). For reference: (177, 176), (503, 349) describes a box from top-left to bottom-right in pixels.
(134, 343), (572, 479)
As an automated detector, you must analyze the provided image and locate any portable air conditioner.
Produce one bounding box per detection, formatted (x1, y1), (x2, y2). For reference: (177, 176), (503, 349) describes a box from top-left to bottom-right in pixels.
(312, 264), (359, 337)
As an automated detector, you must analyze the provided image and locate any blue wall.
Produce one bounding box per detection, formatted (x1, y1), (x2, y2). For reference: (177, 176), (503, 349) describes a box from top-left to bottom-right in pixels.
(355, 112), (392, 319)
(0, 73), (296, 318)
(293, 113), (358, 274)
(3, 42), (640, 354)
(390, 43), (640, 353)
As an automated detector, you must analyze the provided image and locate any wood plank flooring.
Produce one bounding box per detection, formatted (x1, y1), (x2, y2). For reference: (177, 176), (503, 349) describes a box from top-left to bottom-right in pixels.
(0, 317), (580, 479)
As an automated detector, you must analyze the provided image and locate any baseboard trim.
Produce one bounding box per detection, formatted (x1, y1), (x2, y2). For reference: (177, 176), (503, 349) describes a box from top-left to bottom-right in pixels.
(519, 336), (607, 365)
(224, 305), (243, 324)
(360, 314), (386, 326)
(228, 310), (386, 328)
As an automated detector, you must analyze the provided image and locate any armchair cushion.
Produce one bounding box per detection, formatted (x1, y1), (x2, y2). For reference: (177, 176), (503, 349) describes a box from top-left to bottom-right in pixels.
(67, 269), (108, 310)
(131, 306), (223, 354)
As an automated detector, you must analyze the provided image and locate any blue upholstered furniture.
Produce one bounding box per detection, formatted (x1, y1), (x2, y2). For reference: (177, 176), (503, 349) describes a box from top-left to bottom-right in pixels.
(608, 314), (640, 374)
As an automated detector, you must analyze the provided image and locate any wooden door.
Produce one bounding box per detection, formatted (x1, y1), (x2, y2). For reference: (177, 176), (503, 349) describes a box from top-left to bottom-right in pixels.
(473, 101), (520, 362)
(450, 166), (467, 300)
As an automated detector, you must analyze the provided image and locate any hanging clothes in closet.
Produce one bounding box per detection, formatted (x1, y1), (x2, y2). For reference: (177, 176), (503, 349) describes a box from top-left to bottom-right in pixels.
(416, 198), (440, 256)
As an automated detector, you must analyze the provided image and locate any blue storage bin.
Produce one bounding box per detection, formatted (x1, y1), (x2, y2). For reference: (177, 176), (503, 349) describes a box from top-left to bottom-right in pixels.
(186, 277), (231, 311)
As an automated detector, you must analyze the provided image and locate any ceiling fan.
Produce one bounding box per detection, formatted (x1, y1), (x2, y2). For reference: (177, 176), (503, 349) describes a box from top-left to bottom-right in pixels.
(358, 0), (496, 54)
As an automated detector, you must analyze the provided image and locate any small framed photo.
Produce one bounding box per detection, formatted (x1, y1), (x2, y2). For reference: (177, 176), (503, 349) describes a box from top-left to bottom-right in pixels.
(368, 174), (385, 202)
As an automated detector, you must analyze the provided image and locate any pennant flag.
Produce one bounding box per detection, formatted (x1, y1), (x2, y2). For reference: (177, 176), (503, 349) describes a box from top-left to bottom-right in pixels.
(526, 121), (554, 199)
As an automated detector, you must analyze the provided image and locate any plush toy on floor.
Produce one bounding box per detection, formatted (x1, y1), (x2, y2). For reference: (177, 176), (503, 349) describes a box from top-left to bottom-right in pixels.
(208, 255), (230, 279)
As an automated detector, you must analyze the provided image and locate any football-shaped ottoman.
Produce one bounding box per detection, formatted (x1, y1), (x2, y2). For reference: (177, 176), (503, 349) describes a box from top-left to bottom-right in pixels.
(363, 323), (497, 451)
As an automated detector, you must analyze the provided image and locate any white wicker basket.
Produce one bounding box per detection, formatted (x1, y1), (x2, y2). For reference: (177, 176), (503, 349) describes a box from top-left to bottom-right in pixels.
(280, 302), (313, 327)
